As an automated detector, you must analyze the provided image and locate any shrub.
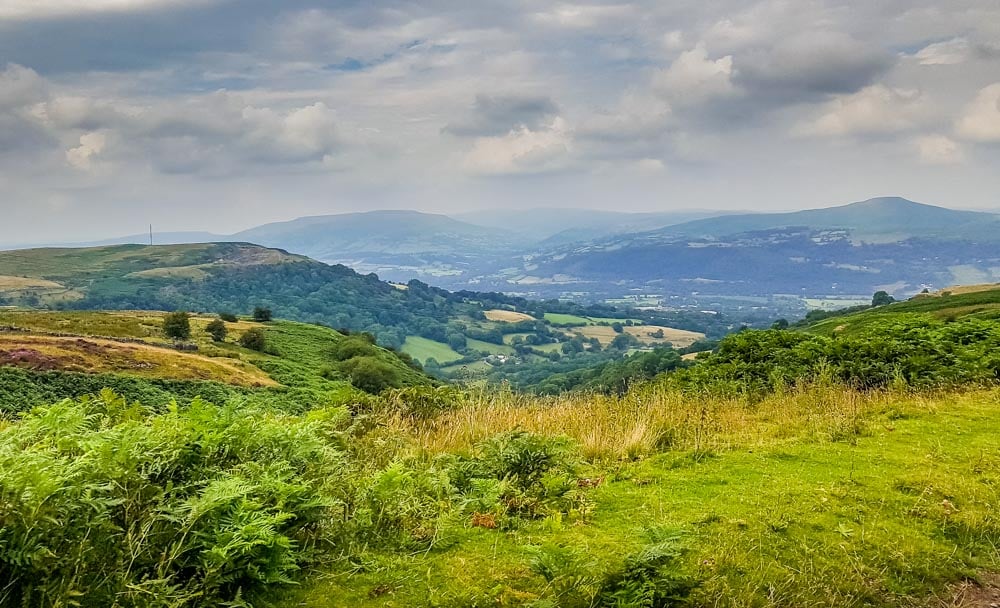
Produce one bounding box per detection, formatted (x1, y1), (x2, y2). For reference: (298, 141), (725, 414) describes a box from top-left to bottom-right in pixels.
(239, 328), (267, 351)
(336, 356), (402, 394)
(163, 310), (191, 340)
(252, 306), (273, 322)
(219, 311), (238, 322)
(206, 318), (228, 342)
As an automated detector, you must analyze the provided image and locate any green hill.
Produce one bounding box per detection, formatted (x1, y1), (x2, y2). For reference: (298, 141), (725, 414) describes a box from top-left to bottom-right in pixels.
(803, 284), (1000, 336)
(0, 309), (433, 414)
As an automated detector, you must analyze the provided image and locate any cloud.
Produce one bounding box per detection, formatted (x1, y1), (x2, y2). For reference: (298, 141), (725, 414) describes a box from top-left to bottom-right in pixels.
(734, 31), (893, 100)
(915, 135), (964, 164)
(444, 94), (559, 137)
(0, 0), (216, 20)
(462, 117), (573, 175)
(956, 83), (1000, 142)
(0, 63), (47, 109)
(796, 85), (925, 137)
(66, 132), (108, 170)
(914, 38), (971, 65)
(652, 44), (735, 105)
(530, 4), (637, 30)
(577, 93), (672, 141)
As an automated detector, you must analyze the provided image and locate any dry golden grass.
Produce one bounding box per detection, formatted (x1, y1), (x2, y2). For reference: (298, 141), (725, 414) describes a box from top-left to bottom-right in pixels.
(484, 309), (535, 323)
(624, 324), (704, 347)
(0, 334), (276, 387)
(390, 384), (946, 462)
(936, 283), (1000, 296)
(0, 275), (65, 289)
(126, 266), (210, 280)
(567, 324), (704, 347)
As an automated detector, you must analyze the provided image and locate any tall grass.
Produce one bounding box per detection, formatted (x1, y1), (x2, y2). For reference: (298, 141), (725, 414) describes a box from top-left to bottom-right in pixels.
(401, 383), (927, 461)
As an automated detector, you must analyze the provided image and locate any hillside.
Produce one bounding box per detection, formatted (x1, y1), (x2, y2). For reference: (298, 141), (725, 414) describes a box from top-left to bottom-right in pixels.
(655, 197), (1000, 243)
(802, 283), (1000, 336)
(0, 309), (433, 413)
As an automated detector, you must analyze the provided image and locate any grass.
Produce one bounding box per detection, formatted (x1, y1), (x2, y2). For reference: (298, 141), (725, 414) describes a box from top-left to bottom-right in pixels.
(806, 287), (1000, 336)
(276, 384), (1000, 607)
(401, 336), (464, 364)
(466, 338), (514, 355)
(0, 334), (275, 387)
(484, 309), (535, 323)
(544, 313), (592, 326)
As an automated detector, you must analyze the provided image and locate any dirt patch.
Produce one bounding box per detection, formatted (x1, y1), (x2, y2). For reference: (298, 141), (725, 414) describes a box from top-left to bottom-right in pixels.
(944, 574), (1000, 607)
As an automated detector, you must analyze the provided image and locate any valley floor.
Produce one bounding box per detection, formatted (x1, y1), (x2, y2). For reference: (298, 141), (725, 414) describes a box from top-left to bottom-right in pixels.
(278, 387), (1000, 607)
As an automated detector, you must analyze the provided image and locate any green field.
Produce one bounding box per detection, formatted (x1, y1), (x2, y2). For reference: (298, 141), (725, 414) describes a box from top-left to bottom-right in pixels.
(544, 313), (642, 327)
(530, 342), (563, 353)
(402, 336), (464, 363)
(466, 338), (514, 355)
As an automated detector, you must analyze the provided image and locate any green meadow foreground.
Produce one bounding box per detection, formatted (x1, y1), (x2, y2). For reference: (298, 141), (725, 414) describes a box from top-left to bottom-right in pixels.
(1, 297), (999, 607)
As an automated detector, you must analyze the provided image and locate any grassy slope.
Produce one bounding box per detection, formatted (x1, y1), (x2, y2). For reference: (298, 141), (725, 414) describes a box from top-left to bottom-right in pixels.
(0, 310), (432, 413)
(402, 336), (463, 364)
(278, 387), (1000, 607)
(805, 287), (1000, 336)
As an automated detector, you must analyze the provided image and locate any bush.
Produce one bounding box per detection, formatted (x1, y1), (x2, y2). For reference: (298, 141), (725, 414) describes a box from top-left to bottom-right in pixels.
(239, 328), (267, 351)
(336, 356), (402, 394)
(252, 306), (273, 322)
(219, 311), (238, 322)
(205, 318), (228, 342)
(162, 310), (191, 340)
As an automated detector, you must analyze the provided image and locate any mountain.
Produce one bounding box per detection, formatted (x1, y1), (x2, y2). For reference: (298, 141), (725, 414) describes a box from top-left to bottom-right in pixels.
(231, 210), (531, 282)
(455, 208), (728, 243)
(472, 198), (1000, 299)
(655, 197), (1000, 243)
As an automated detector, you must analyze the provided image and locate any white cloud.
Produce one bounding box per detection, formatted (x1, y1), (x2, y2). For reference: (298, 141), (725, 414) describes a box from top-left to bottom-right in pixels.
(956, 83), (1000, 142)
(0, 0), (215, 20)
(66, 132), (107, 170)
(914, 38), (970, 65)
(531, 4), (636, 29)
(653, 44), (735, 104)
(915, 135), (964, 164)
(796, 85), (925, 137)
(463, 117), (573, 175)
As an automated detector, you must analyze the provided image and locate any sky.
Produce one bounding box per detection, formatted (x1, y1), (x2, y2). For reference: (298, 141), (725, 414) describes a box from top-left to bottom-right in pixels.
(1, 0), (1000, 242)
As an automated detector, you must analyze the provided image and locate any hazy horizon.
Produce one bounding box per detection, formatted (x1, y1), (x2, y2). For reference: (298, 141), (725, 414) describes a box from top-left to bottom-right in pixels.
(2, 1), (1000, 241)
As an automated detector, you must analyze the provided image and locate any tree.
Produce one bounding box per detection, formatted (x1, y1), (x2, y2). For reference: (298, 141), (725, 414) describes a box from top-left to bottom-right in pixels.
(239, 328), (267, 351)
(771, 319), (790, 330)
(872, 291), (895, 307)
(163, 311), (191, 341)
(206, 318), (228, 342)
(611, 322), (624, 334)
(252, 307), (273, 322)
(218, 312), (238, 322)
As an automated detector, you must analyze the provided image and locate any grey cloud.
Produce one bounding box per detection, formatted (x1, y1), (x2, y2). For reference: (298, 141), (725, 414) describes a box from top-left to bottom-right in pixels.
(733, 32), (894, 101)
(444, 94), (560, 137)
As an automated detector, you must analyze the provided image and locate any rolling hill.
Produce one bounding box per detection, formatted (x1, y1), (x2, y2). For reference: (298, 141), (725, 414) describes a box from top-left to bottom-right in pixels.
(0, 309), (435, 414)
(654, 197), (1000, 243)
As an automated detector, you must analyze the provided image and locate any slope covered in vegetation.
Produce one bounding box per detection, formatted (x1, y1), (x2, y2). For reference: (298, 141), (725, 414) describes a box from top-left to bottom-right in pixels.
(0, 309), (433, 414)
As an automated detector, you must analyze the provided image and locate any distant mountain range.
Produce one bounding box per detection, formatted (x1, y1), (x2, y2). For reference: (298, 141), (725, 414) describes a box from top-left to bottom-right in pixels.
(6, 197), (999, 300)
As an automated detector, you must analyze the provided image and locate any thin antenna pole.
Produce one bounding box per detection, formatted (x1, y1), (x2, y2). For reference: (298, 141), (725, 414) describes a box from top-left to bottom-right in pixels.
(149, 224), (153, 246)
